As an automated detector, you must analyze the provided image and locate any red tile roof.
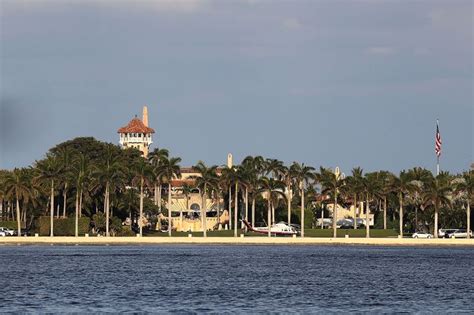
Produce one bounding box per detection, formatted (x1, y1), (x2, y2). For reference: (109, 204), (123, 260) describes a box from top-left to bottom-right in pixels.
(117, 118), (155, 134)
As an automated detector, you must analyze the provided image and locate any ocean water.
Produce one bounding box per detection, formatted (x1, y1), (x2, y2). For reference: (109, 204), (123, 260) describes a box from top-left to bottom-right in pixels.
(0, 245), (473, 313)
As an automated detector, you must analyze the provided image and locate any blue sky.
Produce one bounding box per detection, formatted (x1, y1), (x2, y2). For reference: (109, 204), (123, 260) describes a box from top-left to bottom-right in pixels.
(1, 0), (472, 174)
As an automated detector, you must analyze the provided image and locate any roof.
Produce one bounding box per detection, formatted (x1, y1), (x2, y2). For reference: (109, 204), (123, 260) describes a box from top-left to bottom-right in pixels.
(117, 117), (155, 134)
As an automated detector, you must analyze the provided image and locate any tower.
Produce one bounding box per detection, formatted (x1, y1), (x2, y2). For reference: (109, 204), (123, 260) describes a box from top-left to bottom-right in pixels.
(117, 106), (155, 157)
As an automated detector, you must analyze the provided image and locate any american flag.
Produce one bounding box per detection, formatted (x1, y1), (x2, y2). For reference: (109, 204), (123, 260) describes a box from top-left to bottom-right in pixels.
(435, 120), (442, 157)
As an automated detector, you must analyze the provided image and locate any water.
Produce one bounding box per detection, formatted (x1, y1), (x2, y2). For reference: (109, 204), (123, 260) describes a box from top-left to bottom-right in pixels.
(0, 245), (473, 313)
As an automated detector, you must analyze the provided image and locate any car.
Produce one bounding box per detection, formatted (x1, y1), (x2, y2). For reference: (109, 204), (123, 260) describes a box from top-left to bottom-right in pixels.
(440, 229), (457, 238)
(0, 227), (14, 236)
(412, 232), (433, 239)
(0, 231), (6, 237)
(13, 229), (31, 236)
(447, 229), (473, 239)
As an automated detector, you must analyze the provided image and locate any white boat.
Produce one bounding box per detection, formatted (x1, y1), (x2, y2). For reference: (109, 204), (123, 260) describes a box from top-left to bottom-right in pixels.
(242, 220), (298, 236)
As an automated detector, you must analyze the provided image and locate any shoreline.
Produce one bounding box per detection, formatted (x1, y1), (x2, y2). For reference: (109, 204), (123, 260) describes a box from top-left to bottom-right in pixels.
(1, 236), (473, 246)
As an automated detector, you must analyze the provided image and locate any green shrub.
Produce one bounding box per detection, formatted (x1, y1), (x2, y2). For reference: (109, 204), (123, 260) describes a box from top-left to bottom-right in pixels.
(39, 216), (90, 236)
(0, 221), (20, 230)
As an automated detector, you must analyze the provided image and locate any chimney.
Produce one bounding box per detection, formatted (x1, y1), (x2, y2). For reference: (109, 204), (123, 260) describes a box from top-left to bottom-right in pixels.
(143, 106), (149, 127)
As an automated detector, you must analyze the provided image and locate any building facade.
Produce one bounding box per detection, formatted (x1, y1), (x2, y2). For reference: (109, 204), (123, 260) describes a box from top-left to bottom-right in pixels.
(118, 106), (154, 157)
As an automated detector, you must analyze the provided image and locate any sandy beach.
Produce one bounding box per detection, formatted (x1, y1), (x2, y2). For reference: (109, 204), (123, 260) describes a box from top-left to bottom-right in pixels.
(1, 236), (473, 246)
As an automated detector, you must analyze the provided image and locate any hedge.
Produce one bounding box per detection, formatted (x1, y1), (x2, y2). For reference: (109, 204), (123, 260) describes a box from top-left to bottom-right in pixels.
(0, 221), (21, 230)
(39, 216), (91, 236)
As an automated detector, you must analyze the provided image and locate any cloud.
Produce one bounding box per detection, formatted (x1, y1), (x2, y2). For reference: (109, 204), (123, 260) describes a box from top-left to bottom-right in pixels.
(282, 18), (302, 30)
(366, 46), (396, 55)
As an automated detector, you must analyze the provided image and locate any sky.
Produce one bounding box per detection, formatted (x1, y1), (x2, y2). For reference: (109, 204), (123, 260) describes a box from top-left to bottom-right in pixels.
(0, 0), (472, 174)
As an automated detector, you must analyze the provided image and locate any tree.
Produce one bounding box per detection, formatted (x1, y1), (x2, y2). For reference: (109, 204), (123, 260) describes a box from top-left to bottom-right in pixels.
(192, 161), (218, 237)
(390, 171), (417, 237)
(361, 172), (382, 238)
(131, 158), (154, 236)
(92, 145), (126, 237)
(72, 153), (91, 237)
(35, 155), (64, 237)
(148, 148), (169, 210)
(290, 162), (315, 237)
(241, 156), (262, 228)
(57, 147), (74, 218)
(345, 167), (364, 230)
(407, 167), (432, 230)
(317, 167), (345, 238)
(378, 171), (393, 230)
(281, 164), (296, 225)
(159, 156), (182, 236)
(3, 168), (33, 234)
(454, 171), (473, 239)
(422, 172), (452, 238)
(258, 177), (286, 237)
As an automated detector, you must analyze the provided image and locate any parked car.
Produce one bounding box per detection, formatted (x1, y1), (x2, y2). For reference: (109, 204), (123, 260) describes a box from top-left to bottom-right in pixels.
(13, 229), (31, 236)
(0, 231), (6, 237)
(0, 227), (14, 236)
(412, 232), (433, 239)
(439, 229), (457, 238)
(447, 229), (472, 238)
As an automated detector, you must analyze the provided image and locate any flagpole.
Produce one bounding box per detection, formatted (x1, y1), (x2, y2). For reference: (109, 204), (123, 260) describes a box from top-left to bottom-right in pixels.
(437, 155), (440, 176)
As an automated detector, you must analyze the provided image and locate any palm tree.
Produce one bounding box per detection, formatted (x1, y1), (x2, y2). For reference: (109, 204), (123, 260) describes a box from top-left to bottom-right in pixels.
(93, 145), (126, 237)
(35, 155), (63, 237)
(258, 176), (286, 237)
(378, 171), (393, 230)
(422, 172), (452, 238)
(159, 156), (182, 236)
(361, 172), (382, 238)
(407, 167), (432, 230)
(72, 153), (91, 237)
(281, 164), (297, 225)
(192, 161), (218, 237)
(291, 162), (315, 237)
(131, 158), (154, 237)
(454, 171), (473, 238)
(241, 156), (261, 228)
(3, 168), (33, 235)
(345, 167), (363, 230)
(317, 167), (345, 238)
(390, 171), (417, 237)
(265, 158), (284, 179)
(58, 147), (74, 218)
(148, 148), (169, 210)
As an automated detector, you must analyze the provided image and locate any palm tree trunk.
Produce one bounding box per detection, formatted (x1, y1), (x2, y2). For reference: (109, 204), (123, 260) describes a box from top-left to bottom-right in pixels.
(154, 183), (158, 206)
(251, 197), (256, 227)
(168, 183), (172, 236)
(216, 192), (220, 229)
(63, 183), (67, 218)
(383, 197), (387, 230)
(287, 187), (292, 225)
(75, 190), (79, 237)
(353, 194), (358, 230)
(234, 182), (238, 237)
(267, 196), (271, 237)
(105, 183), (110, 237)
(301, 186), (305, 238)
(228, 185), (232, 230)
(467, 201), (471, 239)
(434, 202), (439, 238)
(399, 193), (403, 238)
(158, 182), (162, 211)
(271, 204), (275, 225)
(366, 193), (370, 238)
(202, 183), (207, 237)
(50, 180), (54, 237)
(139, 178), (144, 237)
(56, 203), (60, 219)
(244, 188), (248, 231)
(16, 196), (21, 236)
(332, 192), (338, 238)
(321, 206), (324, 229)
(79, 192), (83, 218)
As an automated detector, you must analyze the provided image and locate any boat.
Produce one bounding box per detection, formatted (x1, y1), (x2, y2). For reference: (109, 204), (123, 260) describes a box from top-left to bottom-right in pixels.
(242, 220), (299, 236)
